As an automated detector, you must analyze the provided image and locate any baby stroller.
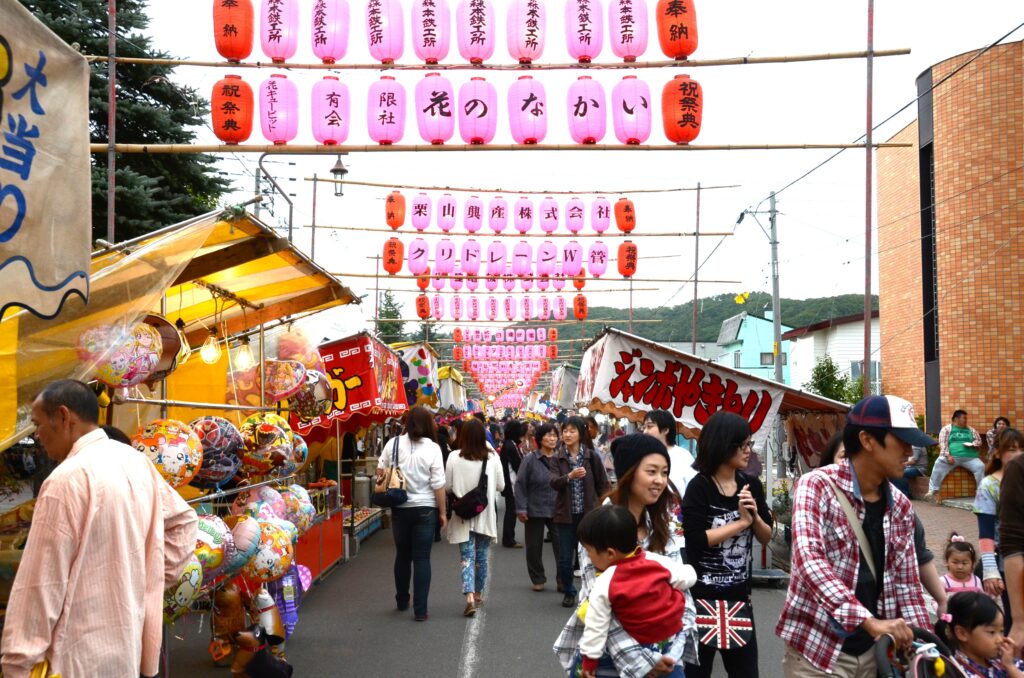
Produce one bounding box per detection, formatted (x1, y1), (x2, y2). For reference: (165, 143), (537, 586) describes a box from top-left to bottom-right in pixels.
(875, 627), (969, 678)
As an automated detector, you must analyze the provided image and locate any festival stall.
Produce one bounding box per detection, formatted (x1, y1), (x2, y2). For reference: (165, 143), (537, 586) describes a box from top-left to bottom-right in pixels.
(551, 364), (582, 410)
(390, 341), (440, 410)
(437, 365), (468, 414)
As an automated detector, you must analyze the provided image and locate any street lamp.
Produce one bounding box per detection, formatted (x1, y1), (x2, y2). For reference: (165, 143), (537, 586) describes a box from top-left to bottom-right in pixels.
(330, 155), (348, 197)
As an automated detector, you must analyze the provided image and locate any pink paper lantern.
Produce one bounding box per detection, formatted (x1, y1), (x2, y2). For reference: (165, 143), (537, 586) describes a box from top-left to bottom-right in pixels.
(311, 76), (350, 145)
(565, 0), (603, 64)
(412, 0), (451, 64)
(451, 294), (464, 320)
(366, 0), (404, 64)
(466, 275), (479, 291)
(521, 297), (533, 322)
(521, 276), (533, 291)
(408, 237), (429, 275)
(431, 294), (445, 320)
(562, 241), (584, 276)
(485, 276), (498, 291)
(514, 197), (534, 234)
(312, 0), (350, 64)
(411, 193), (432, 231)
(512, 241), (532, 276)
(612, 75), (652, 145)
(259, 74), (299, 144)
(450, 266), (464, 290)
(261, 0), (299, 63)
(515, 329), (526, 343)
(592, 197), (611, 233)
(539, 197), (559, 233)
(432, 273), (446, 291)
(503, 296), (516, 321)
(568, 76), (606, 144)
(458, 78), (498, 145)
(588, 241), (609, 277)
(461, 239), (482, 275)
(486, 296), (498, 320)
(538, 295), (551, 320)
(526, 329), (536, 342)
(468, 296), (480, 320)
(488, 196), (508, 233)
(537, 275), (549, 291)
(486, 241), (506, 276)
(416, 73), (456, 145)
(553, 262), (566, 290)
(565, 197), (586, 233)
(508, 76), (547, 145)
(536, 241), (557, 276)
(554, 296), (568, 320)
(507, 0), (545, 64)
(608, 0), (647, 62)
(456, 0), (495, 64)
(367, 76), (406, 145)
(437, 193), (457, 231)
(502, 264), (516, 291)
(435, 238), (456, 274)
(463, 196), (484, 232)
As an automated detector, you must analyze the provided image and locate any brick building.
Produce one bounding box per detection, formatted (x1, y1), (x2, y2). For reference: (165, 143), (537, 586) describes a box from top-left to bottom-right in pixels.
(877, 40), (1023, 433)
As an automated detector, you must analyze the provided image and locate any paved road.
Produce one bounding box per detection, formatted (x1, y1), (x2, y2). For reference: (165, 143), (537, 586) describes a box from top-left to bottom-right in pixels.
(167, 497), (789, 677)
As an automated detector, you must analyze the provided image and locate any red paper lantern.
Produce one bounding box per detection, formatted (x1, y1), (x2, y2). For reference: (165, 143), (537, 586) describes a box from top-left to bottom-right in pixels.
(617, 241), (637, 278)
(614, 197), (636, 233)
(573, 268), (587, 291)
(655, 0), (698, 60)
(548, 328), (558, 342)
(453, 346), (464, 360)
(211, 75), (254, 144)
(415, 294), (431, 319)
(382, 237), (404, 275)
(453, 328), (464, 343)
(385, 191), (406, 229)
(541, 359), (550, 371)
(214, 0), (254, 62)
(573, 294), (588, 321)
(417, 267), (432, 290)
(662, 74), (703, 145)
(547, 344), (558, 359)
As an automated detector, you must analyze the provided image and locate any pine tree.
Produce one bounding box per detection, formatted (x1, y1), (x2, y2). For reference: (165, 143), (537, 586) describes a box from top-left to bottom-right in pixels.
(376, 290), (405, 345)
(21, 0), (230, 242)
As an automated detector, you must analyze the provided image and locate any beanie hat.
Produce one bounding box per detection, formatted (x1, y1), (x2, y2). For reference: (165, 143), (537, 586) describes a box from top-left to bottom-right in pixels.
(612, 433), (671, 480)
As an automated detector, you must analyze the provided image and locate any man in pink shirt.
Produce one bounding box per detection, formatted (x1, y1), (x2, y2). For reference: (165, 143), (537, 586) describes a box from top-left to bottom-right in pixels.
(1, 380), (197, 678)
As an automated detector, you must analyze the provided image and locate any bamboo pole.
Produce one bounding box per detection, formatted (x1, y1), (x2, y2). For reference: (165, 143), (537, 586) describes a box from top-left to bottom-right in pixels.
(383, 318), (661, 323)
(84, 48), (910, 71)
(311, 224), (731, 237)
(334, 271), (740, 283)
(376, 287), (658, 294)
(91, 142), (911, 154)
(306, 176), (739, 194)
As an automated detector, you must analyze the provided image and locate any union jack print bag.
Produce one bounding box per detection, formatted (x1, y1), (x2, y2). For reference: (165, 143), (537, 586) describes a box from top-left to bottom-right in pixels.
(694, 598), (754, 650)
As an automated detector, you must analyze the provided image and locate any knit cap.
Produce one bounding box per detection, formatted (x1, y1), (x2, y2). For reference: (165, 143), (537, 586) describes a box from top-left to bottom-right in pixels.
(611, 433), (671, 480)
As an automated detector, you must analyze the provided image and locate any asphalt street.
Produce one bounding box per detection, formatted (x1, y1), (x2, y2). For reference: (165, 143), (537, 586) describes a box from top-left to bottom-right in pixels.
(166, 497), (789, 677)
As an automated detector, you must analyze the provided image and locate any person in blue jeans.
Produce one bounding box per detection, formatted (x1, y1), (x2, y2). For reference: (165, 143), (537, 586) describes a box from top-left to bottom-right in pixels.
(891, 445), (929, 499)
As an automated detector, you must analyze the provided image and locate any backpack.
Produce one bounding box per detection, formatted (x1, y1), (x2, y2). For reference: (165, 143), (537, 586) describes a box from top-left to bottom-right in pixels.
(451, 456), (489, 520)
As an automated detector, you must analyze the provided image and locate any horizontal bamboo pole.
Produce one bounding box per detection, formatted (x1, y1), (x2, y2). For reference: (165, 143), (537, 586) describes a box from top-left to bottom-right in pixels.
(313, 224), (730, 237)
(383, 318), (661, 323)
(375, 287), (658, 294)
(91, 142), (910, 154)
(85, 48), (909, 71)
(308, 176), (739, 194)
(338, 271), (739, 283)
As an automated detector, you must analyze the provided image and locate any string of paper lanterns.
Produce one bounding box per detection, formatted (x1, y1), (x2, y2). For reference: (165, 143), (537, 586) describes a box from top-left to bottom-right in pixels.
(413, 293), (589, 321)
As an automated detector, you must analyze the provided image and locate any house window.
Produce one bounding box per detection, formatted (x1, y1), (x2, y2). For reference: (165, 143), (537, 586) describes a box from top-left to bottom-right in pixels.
(851, 360), (882, 394)
(733, 352), (741, 368)
(760, 352), (787, 366)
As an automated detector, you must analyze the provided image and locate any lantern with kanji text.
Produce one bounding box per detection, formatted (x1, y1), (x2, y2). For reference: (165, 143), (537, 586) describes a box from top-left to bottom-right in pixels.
(508, 76), (547, 145)
(573, 294), (588, 321)
(417, 267), (431, 290)
(553, 296), (567, 320)
(416, 73), (456, 145)
(548, 328), (558, 342)
(463, 196), (484, 232)
(573, 269), (587, 290)
(212, 75), (254, 144)
(412, 0), (451, 64)
(311, 76), (350, 145)
(507, 0), (545, 64)
(538, 296), (551, 320)
(618, 241), (637, 278)
(514, 197), (534, 234)
(521, 297), (533, 321)
(259, 74), (298, 144)
(565, 0), (603, 64)
(457, 0), (495, 64)
(411, 193), (431, 231)
(459, 78), (498, 145)
(311, 0), (349, 64)
(431, 295), (445, 321)
(488, 196), (508, 232)
(437, 194), (457, 232)
(416, 294), (431, 319)
(367, 76), (406, 144)
(214, 0), (254, 62)
(261, 0), (298, 63)
(656, 0), (698, 60)
(382, 237), (404, 275)
(612, 76), (652, 145)
(588, 241), (609, 277)
(614, 197), (636, 233)
(539, 197), (559, 234)
(486, 296), (498, 320)
(468, 296), (480, 320)
(565, 197), (585, 233)
(367, 0), (404, 64)
(451, 295), (464, 320)
(592, 197), (611, 233)
(503, 296), (515, 321)
(453, 328), (464, 342)
(608, 0), (647, 62)
(567, 76), (606, 145)
(547, 344), (558, 359)
(385, 190), (405, 229)
(662, 74), (702, 144)
(453, 345), (464, 360)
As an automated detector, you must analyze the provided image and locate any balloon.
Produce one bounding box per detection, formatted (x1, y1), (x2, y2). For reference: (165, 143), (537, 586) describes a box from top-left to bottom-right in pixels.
(256, 486), (287, 519)
(225, 515), (260, 575)
(241, 519), (294, 583)
(277, 434), (308, 478)
(240, 414), (293, 475)
(288, 370), (332, 421)
(195, 514), (236, 583)
(279, 488), (314, 533)
(276, 328), (325, 373)
(189, 416), (243, 488)
(263, 360), (307, 402)
(164, 552), (203, 623)
(79, 322), (163, 388)
(269, 517), (299, 545)
(132, 419), (203, 488)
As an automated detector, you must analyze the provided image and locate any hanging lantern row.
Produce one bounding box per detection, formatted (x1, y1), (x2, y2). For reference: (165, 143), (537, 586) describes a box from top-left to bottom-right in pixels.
(454, 327), (557, 343)
(462, 358), (550, 373)
(414, 293), (587, 321)
(210, 72), (702, 145)
(384, 193), (636, 235)
(412, 266), (586, 292)
(454, 344), (551, 361)
(214, 0), (698, 65)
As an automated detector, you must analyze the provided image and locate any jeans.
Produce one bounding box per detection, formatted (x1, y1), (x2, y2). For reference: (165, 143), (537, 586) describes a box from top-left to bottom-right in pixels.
(524, 516), (561, 586)
(686, 623), (758, 678)
(459, 531), (491, 594)
(391, 506), (438, 616)
(891, 467), (924, 499)
(928, 455), (985, 494)
(555, 514), (583, 597)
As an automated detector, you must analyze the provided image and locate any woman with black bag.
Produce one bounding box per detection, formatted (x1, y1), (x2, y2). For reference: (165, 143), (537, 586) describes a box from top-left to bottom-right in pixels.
(446, 418), (504, 617)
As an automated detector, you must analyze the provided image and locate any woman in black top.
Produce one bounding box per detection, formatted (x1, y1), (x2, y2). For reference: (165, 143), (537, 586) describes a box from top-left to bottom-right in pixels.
(682, 412), (772, 678)
(500, 420), (526, 548)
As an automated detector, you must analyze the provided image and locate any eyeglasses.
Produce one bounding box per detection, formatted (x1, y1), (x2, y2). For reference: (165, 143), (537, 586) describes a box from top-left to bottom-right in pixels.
(738, 441), (754, 450)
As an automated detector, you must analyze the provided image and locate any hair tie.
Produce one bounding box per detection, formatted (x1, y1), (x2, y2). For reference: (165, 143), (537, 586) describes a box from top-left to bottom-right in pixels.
(940, 613), (952, 623)
(950, 535), (965, 543)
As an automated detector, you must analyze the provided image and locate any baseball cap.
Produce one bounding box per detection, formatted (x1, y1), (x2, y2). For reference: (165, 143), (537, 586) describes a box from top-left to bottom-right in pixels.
(847, 395), (938, 447)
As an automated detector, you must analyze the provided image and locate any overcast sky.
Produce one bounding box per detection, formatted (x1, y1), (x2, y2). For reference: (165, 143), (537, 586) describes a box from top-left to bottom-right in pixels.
(145, 1), (1022, 339)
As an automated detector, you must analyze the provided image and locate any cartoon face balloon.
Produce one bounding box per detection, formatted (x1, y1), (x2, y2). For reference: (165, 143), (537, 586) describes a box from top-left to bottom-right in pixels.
(195, 514), (236, 583)
(240, 414), (293, 475)
(288, 371), (333, 421)
(80, 322), (164, 388)
(263, 360), (307, 403)
(189, 416), (243, 488)
(276, 328), (325, 373)
(276, 434), (308, 479)
(164, 552), (203, 623)
(241, 519), (294, 583)
(280, 486), (315, 532)
(224, 515), (260, 575)
(132, 419), (203, 488)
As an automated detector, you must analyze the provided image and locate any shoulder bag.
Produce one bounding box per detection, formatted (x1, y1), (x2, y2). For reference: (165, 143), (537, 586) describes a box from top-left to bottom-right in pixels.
(451, 456), (489, 520)
(371, 437), (409, 508)
(821, 473), (877, 581)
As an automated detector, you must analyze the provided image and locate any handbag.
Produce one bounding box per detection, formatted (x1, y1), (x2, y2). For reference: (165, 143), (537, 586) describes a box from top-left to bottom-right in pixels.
(694, 598), (754, 650)
(371, 438), (408, 508)
(451, 457), (489, 520)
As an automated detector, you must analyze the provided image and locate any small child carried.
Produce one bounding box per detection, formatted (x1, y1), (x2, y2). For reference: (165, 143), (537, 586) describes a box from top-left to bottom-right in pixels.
(574, 505), (697, 678)
(943, 532), (986, 595)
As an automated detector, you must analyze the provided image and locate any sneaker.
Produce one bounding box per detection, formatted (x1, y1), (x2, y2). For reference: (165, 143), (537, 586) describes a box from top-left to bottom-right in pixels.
(414, 612), (429, 622)
(922, 492), (939, 504)
(561, 594), (576, 608)
(531, 583), (545, 592)
(573, 569), (581, 578)
(463, 602), (477, 617)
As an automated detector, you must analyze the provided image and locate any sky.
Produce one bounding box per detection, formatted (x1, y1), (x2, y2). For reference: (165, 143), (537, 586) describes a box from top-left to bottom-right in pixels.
(143, 1), (1023, 341)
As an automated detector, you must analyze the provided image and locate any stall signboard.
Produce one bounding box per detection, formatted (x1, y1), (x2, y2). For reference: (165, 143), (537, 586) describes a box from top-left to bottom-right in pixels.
(0, 0), (90, 319)
(785, 412), (847, 471)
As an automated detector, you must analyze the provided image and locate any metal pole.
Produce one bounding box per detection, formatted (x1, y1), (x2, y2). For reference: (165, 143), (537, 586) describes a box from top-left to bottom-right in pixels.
(257, 153), (294, 242)
(311, 173), (318, 261)
(628, 279), (633, 333)
(259, 323), (265, 408)
(254, 167), (262, 220)
(106, 0), (117, 243)
(374, 255), (381, 335)
(770, 192), (783, 383)
(863, 0), (875, 398)
(692, 182), (701, 353)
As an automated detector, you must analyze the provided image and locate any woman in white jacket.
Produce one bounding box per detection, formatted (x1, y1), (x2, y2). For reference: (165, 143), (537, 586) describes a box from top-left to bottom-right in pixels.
(446, 418), (505, 617)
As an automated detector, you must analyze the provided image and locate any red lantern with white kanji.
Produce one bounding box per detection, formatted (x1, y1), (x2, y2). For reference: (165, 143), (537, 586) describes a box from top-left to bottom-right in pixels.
(486, 241), (507, 276)
(508, 76), (547, 145)
(547, 344), (558, 359)
(212, 75), (254, 144)
(259, 74), (298, 144)
(457, 0), (495, 64)
(612, 76), (652, 145)
(662, 74), (703, 144)
(261, 0), (299, 63)
(453, 345), (464, 360)
(514, 197), (534, 233)
(567, 76), (606, 145)
(608, 0), (647, 62)
(656, 0), (698, 60)
(416, 73), (456, 145)
(432, 295), (445, 320)
(385, 190), (405, 229)
(214, 0), (254, 62)
(553, 296), (567, 320)
(488, 196), (508, 232)
(417, 267), (431, 290)
(614, 197), (636, 233)
(574, 269), (587, 290)
(435, 239), (456, 274)
(461, 240), (481, 275)
(562, 241), (584, 277)
(367, 0), (404, 64)
(573, 294), (588, 320)
(588, 241), (609, 277)
(458, 78), (498, 145)
(507, 0), (545, 64)
(416, 294), (431, 319)
(536, 241), (557, 277)
(437, 194), (457, 232)
(463, 196), (484, 233)
(382, 237), (404, 275)
(408, 238), (430, 275)
(618, 241), (637, 278)
(311, 76), (350, 144)
(312, 0), (350, 64)
(565, 0), (604, 64)
(367, 76), (406, 144)
(412, 0), (451, 64)
(411, 193), (431, 231)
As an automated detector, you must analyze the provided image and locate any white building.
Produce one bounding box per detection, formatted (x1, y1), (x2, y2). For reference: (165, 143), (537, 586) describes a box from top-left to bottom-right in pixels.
(783, 312), (881, 393)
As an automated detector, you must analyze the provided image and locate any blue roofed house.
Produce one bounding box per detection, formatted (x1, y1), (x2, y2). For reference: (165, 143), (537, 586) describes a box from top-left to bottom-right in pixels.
(714, 311), (792, 384)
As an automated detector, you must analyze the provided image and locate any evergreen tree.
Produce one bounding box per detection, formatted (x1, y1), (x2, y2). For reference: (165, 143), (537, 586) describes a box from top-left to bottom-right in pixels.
(21, 0), (230, 242)
(376, 290), (404, 344)
(803, 355), (857, 403)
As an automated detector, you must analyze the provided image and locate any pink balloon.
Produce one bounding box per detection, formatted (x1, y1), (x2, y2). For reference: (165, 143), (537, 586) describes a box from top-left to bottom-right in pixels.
(538, 295), (551, 320)
(451, 294), (463, 320)
(554, 296), (568, 320)
(437, 193), (457, 231)
(539, 197), (559, 233)
(311, 76), (350, 145)
(503, 296), (515, 321)
(592, 196), (611, 233)
(508, 76), (547, 144)
(488, 196), (508, 232)
(521, 297), (533, 321)
(412, 0), (451, 64)
(566, 197), (585, 233)
(562, 241), (584, 276)
(261, 0), (299, 63)
(411, 193), (432, 231)
(431, 294), (445, 320)
(568, 76), (606, 144)
(608, 0), (647, 62)
(416, 73), (456, 144)
(408, 237), (429, 275)
(565, 0), (603, 63)
(435, 238), (456, 274)
(463, 196), (484, 232)
(367, 0), (404, 64)
(461, 239), (482, 275)
(512, 241), (532, 276)
(260, 74), (299, 144)
(458, 78), (498, 145)
(456, 0), (495, 64)
(612, 76), (652, 145)
(514, 197), (534, 234)
(468, 296), (480, 320)
(588, 241), (609, 277)
(486, 296), (498, 320)
(312, 0), (350, 64)
(536, 241), (557, 276)
(507, 0), (545, 64)
(486, 241), (506, 276)
(367, 76), (406, 144)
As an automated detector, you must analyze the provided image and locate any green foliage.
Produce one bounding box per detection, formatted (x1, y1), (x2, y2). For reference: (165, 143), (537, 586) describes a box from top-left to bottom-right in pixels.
(803, 355), (860, 403)
(21, 0), (230, 242)
(376, 290), (404, 344)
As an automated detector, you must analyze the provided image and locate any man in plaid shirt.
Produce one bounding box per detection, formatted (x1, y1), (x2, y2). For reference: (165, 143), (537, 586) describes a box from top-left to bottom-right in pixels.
(776, 395), (935, 677)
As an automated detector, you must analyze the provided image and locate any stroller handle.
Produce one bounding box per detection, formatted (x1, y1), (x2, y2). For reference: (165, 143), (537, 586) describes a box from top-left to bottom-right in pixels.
(874, 627), (954, 678)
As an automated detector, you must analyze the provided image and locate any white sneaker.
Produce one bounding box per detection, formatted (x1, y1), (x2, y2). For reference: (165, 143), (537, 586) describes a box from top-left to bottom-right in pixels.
(573, 569), (581, 578)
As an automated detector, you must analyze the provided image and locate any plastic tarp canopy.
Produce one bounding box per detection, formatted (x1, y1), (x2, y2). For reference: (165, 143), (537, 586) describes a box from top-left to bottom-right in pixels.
(550, 364), (580, 409)
(437, 365), (467, 413)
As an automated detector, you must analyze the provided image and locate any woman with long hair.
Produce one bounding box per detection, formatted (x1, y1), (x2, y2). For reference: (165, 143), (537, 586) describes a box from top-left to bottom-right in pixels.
(446, 418), (504, 617)
(515, 422), (563, 592)
(376, 406), (447, 621)
(500, 420), (527, 548)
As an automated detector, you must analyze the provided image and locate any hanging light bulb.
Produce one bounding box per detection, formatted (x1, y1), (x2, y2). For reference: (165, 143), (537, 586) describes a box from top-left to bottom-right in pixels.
(233, 336), (256, 371)
(175, 318), (191, 366)
(200, 328), (222, 365)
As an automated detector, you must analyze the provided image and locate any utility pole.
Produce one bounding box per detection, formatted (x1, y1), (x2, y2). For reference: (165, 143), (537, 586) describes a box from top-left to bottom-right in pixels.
(769, 192), (783, 384)
(254, 168), (262, 220)
(691, 182), (701, 354)
(106, 0), (117, 243)
(863, 0), (875, 397)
